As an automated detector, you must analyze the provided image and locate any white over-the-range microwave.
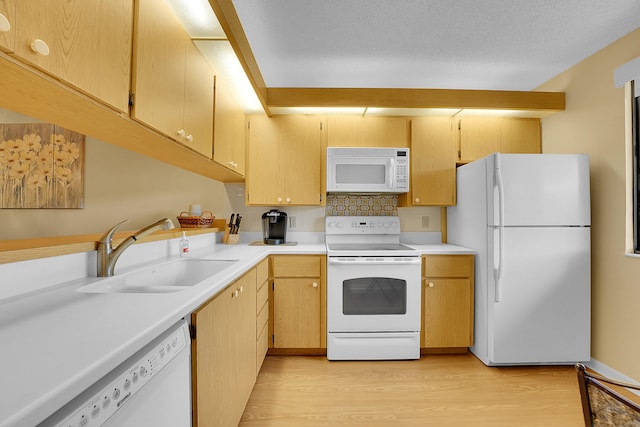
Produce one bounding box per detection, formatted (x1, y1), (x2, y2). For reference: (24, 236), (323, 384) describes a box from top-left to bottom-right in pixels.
(326, 147), (410, 193)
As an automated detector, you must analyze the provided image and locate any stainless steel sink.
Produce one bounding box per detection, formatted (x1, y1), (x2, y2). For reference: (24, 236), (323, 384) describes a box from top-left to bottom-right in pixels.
(77, 258), (238, 293)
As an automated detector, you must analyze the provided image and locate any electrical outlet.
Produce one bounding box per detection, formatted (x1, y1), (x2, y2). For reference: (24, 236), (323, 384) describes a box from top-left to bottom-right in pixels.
(422, 216), (430, 229)
(289, 216), (296, 229)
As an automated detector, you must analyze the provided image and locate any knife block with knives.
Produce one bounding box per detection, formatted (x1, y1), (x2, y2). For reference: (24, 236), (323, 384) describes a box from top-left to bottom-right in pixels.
(224, 213), (242, 244)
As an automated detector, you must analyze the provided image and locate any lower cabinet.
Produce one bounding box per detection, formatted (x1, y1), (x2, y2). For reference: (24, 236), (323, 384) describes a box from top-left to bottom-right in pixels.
(270, 255), (326, 352)
(191, 268), (257, 427)
(422, 254), (474, 350)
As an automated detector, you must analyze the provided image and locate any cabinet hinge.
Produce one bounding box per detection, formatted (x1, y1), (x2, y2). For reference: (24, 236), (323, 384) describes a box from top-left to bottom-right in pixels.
(272, 334), (275, 344)
(272, 282), (275, 290)
(189, 324), (196, 340)
(247, 120), (251, 129)
(458, 120), (461, 130)
(320, 193), (323, 202)
(128, 92), (135, 107)
(320, 122), (323, 130)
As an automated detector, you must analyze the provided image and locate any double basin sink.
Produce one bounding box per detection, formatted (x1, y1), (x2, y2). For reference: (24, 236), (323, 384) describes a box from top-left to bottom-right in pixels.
(78, 258), (238, 294)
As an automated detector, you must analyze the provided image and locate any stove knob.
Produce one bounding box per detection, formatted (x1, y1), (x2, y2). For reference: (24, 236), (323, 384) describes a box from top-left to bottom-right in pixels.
(336, 222), (343, 229)
(391, 222), (398, 228)
(383, 221), (390, 228)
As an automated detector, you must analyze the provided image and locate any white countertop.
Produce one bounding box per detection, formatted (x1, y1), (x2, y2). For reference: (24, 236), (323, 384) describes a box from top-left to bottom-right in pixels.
(0, 239), (471, 427)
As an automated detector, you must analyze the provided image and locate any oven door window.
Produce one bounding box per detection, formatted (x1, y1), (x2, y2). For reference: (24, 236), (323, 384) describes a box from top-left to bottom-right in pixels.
(342, 277), (407, 315)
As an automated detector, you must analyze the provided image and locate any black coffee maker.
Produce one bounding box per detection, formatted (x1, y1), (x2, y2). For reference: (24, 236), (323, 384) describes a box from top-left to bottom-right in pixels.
(262, 209), (287, 245)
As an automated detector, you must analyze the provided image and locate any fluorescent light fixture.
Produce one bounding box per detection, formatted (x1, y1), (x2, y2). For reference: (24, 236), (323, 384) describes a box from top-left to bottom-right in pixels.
(164, 0), (225, 38)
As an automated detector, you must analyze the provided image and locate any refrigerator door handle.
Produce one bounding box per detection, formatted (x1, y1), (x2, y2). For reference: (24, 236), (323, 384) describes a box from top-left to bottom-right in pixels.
(494, 227), (504, 302)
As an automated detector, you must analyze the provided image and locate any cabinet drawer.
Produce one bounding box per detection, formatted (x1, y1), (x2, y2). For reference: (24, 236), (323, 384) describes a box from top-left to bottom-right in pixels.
(256, 322), (268, 375)
(257, 258), (269, 284)
(257, 299), (268, 332)
(257, 280), (269, 311)
(273, 255), (321, 277)
(423, 255), (473, 278)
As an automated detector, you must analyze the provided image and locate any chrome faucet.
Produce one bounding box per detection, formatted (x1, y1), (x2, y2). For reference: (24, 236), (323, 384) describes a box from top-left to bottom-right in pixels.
(97, 217), (175, 277)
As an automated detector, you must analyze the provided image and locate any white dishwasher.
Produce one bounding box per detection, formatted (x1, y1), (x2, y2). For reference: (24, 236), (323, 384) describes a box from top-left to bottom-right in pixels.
(40, 320), (192, 427)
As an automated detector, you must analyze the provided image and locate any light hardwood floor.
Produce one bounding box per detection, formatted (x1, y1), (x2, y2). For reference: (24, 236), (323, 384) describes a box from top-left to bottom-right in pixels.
(240, 353), (584, 426)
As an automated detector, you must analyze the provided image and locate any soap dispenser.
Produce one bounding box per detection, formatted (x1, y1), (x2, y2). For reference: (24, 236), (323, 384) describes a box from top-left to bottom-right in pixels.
(179, 232), (189, 256)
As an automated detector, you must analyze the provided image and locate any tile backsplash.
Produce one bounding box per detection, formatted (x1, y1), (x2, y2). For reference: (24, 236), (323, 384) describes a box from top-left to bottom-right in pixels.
(325, 194), (398, 216)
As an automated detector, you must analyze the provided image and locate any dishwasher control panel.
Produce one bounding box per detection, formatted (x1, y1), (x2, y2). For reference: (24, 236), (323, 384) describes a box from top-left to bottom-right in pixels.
(51, 323), (188, 427)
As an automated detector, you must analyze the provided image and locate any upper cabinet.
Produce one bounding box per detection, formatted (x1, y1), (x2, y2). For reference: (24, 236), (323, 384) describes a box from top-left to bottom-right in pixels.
(327, 116), (409, 147)
(458, 117), (541, 163)
(213, 75), (246, 176)
(0, 1), (15, 53)
(246, 115), (324, 206)
(408, 117), (457, 206)
(10, 0), (132, 113)
(132, 0), (214, 158)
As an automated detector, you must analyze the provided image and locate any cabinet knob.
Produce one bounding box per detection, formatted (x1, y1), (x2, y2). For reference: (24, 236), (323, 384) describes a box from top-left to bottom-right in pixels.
(233, 289), (239, 298)
(415, 198), (421, 203)
(176, 129), (186, 137)
(277, 197), (283, 203)
(286, 197), (291, 203)
(428, 282), (434, 288)
(239, 286), (244, 293)
(0, 13), (10, 33)
(312, 282), (318, 288)
(186, 134), (194, 143)
(31, 39), (50, 56)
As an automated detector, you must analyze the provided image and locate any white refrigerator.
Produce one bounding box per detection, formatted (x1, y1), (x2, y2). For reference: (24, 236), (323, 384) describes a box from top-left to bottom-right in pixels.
(447, 153), (591, 366)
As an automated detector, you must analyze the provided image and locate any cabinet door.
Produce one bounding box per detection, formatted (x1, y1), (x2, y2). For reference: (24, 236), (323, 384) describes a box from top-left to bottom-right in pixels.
(273, 277), (322, 348)
(247, 115), (323, 205)
(183, 44), (214, 157)
(233, 269), (257, 417)
(132, 0), (186, 139)
(410, 117), (456, 206)
(423, 278), (473, 347)
(13, 0), (132, 112)
(0, 1), (15, 53)
(459, 117), (500, 162)
(327, 116), (408, 147)
(213, 75), (246, 175)
(500, 118), (541, 153)
(191, 285), (234, 427)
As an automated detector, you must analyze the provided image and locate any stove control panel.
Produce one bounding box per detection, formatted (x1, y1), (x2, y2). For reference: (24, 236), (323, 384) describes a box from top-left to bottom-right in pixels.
(326, 216), (400, 234)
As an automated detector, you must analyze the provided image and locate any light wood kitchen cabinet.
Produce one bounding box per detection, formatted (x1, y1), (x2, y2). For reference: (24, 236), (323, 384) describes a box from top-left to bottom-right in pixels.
(271, 255), (326, 351)
(458, 117), (541, 163)
(132, 0), (214, 157)
(10, 0), (132, 112)
(327, 116), (409, 147)
(213, 74), (246, 175)
(246, 115), (324, 206)
(407, 117), (457, 206)
(191, 268), (257, 427)
(422, 254), (474, 350)
(0, 1), (15, 53)
(256, 258), (269, 375)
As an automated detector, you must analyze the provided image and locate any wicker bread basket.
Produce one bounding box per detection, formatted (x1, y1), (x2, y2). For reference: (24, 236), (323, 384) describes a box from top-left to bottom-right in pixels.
(177, 211), (214, 228)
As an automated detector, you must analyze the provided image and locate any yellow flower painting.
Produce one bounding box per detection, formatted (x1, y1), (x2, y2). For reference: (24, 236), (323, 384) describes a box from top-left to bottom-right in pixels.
(0, 124), (85, 208)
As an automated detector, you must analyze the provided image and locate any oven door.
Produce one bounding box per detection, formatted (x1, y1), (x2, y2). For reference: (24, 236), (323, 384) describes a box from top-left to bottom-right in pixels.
(327, 256), (421, 332)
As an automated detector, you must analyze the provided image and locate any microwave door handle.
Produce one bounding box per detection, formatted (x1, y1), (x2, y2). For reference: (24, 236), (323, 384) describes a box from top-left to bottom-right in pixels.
(389, 158), (395, 188)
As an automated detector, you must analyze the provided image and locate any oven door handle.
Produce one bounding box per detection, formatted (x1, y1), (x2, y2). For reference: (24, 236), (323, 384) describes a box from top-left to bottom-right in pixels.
(328, 257), (421, 266)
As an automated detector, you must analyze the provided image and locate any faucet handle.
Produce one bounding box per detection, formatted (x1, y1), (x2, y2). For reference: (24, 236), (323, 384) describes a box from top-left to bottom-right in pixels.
(99, 219), (129, 243)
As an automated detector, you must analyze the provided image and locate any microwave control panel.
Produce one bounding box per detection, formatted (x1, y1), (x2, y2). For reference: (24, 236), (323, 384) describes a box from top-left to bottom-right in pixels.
(394, 150), (409, 191)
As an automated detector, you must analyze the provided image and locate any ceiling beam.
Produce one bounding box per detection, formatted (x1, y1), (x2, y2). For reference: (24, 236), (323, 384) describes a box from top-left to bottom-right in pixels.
(266, 88), (565, 111)
(208, 0), (270, 115)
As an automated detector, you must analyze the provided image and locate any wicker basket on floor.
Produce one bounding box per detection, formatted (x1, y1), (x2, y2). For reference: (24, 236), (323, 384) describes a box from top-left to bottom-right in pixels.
(177, 211), (214, 228)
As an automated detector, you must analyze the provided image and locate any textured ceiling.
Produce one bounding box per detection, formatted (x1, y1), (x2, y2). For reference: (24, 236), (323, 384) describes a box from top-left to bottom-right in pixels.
(231, 0), (640, 91)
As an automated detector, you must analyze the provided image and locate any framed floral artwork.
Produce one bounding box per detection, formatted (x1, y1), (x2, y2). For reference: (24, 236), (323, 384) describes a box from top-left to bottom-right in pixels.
(0, 124), (85, 209)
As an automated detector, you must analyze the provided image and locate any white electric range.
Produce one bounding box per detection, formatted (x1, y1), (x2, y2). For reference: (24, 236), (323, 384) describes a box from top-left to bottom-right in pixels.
(325, 216), (421, 360)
